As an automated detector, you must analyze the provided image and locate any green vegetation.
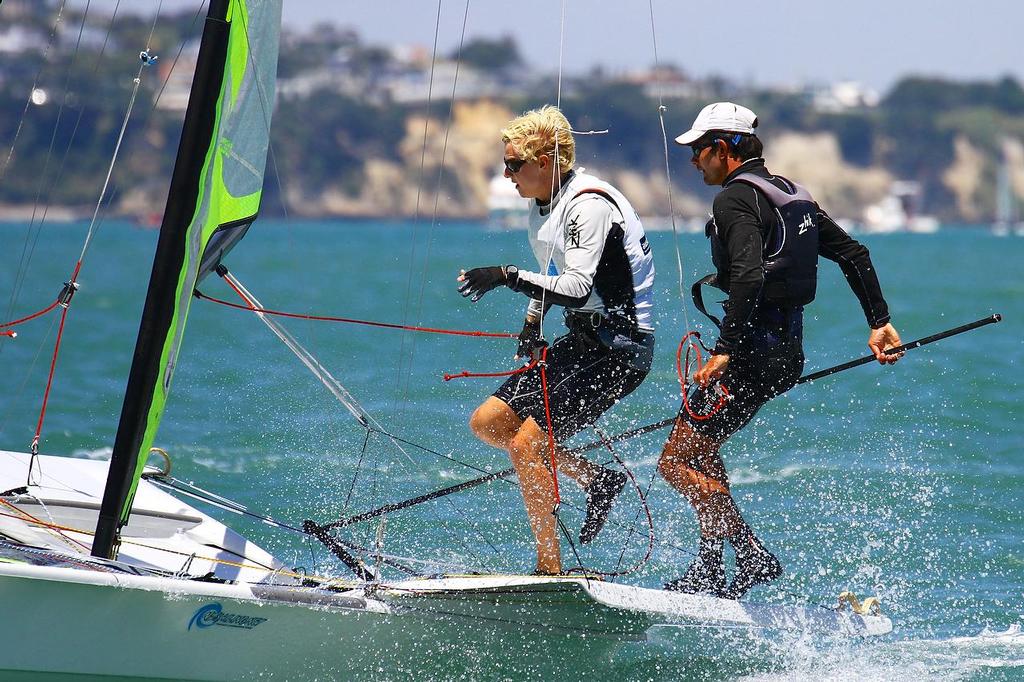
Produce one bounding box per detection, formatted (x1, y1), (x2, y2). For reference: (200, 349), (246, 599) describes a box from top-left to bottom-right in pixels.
(1, 8), (1021, 220)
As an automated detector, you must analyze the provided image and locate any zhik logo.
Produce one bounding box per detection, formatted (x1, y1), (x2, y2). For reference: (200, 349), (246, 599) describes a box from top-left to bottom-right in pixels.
(798, 214), (814, 235)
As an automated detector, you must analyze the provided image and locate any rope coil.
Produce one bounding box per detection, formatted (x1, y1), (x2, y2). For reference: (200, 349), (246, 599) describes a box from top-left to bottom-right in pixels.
(677, 331), (730, 421)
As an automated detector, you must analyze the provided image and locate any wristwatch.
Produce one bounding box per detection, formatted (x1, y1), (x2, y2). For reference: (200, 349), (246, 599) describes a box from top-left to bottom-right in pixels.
(504, 264), (520, 289)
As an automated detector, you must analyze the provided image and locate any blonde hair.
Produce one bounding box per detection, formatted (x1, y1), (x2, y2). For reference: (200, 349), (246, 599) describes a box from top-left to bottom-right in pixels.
(500, 105), (575, 173)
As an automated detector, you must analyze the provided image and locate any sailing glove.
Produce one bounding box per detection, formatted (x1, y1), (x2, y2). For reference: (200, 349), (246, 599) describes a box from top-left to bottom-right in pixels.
(458, 265), (519, 302)
(515, 318), (547, 361)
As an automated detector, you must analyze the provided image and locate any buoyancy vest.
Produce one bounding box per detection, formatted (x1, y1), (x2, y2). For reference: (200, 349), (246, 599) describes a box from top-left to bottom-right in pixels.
(715, 172), (820, 307)
(527, 171), (656, 331)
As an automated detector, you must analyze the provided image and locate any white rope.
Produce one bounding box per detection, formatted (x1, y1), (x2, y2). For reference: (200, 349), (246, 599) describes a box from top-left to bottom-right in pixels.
(78, 0), (163, 264)
(393, 0), (444, 416)
(648, 0), (692, 328)
(76, 58), (153, 264)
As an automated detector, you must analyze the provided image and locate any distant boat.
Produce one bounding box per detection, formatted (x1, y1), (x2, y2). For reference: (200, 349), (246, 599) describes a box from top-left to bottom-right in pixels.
(993, 149), (1024, 236)
(862, 180), (939, 234)
(486, 169), (529, 229)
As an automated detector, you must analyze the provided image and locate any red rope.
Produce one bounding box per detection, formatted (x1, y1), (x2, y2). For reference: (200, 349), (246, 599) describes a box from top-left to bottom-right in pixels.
(443, 358), (538, 382)
(441, 346), (561, 505)
(677, 331), (730, 421)
(31, 261), (82, 454)
(196, 289), (516, 340)
(0, 299), (61, 331)
(538, 346), (561, 506)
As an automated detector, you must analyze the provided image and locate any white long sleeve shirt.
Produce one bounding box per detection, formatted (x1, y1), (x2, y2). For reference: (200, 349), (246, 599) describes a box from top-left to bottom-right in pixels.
(517, 170), (655, 333)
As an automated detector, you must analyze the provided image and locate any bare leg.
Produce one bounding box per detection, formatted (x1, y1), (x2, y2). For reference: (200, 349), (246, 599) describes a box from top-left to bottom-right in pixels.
(470, 397), (626, 561)
(469, 397), (524, 450)
(508, 418), (561, 574)
(470, 396), (600, 488)
(657, 418), (746, 538)
(658, 417), (782, 597)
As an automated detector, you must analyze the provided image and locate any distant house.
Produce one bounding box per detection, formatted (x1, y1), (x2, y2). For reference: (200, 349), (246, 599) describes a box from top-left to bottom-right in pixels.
(155, 42), (200, 112)
(620, 65), (703, 100)
(811, 81), (880, 112)
(0, 0), (52, 54)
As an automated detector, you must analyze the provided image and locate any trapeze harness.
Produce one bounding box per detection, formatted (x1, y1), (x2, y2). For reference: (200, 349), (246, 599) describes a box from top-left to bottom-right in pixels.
(691, 172), (821, 330)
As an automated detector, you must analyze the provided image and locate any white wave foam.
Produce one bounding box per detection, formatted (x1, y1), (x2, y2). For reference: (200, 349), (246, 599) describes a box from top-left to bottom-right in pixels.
(736, 624), (1024, 681)
(192, 457), (247, 474)
(70, 446), (112, 460)
(730, 463), (809, 485)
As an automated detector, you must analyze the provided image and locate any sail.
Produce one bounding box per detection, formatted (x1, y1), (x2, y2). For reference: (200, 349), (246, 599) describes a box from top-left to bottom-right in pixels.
(93, 0), (282, 559)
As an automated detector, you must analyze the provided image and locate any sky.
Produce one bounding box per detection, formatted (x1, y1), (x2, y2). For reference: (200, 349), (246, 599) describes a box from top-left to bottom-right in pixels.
(65, 0), (1023, 94)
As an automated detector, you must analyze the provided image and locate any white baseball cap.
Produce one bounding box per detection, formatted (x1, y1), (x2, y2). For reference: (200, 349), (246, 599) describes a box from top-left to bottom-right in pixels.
(674, 102), (758, 146)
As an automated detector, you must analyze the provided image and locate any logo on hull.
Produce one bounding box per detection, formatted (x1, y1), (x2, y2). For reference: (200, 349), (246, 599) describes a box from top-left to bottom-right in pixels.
(188, 603), (267, 631)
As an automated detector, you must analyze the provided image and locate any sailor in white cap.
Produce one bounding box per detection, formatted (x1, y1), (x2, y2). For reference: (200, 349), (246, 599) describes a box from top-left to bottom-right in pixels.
(657, 102), (904, 599)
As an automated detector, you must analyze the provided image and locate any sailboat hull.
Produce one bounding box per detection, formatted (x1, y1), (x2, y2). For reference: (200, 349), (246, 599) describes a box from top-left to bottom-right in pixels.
(0, 561), (390, 681)
(0, 561), (890, 680)
(0, 562), (646, 680)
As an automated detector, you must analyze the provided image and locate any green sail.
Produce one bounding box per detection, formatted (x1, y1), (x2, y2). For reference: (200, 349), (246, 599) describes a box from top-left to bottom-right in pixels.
(93, 0), (282, 559)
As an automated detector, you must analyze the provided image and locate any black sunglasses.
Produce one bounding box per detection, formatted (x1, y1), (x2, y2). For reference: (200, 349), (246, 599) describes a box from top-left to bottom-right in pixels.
(690, 141), (716, 161)
(503, 157), (528, 174)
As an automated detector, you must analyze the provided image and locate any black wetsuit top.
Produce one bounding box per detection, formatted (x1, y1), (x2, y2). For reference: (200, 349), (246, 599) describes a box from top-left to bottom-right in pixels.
(709, 158), (891, 355)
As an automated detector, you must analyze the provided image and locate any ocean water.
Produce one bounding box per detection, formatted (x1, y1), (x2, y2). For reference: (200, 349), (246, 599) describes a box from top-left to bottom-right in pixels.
(0, 220), (1021, 680)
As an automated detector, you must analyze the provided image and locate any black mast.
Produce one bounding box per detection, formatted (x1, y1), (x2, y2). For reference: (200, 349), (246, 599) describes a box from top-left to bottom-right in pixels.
(93, 0), (232, 559)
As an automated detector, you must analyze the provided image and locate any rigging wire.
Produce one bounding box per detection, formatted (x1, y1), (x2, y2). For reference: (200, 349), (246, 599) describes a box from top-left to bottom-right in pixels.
(647, 0), (691, 312)
(7, 1), (164, 466)
(214, 271), (502, 573)
(2, 0), (71, 333)
(394, 0), (473, 425)
(225, 4), (506, 575)
(11, 2), (93, 322)
(27, 30), (162, 461)
(0, 2), (204, 439)
(0, 0), (68, 185)
(394, 0), (444, 407)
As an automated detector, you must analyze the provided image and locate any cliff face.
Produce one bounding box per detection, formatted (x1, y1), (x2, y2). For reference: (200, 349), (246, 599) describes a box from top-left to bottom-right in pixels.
(271, 103), (1024, 222)
(286, 100), (517, 219)
(115, 101), (1024, 223)
(765, 132), (893, 219)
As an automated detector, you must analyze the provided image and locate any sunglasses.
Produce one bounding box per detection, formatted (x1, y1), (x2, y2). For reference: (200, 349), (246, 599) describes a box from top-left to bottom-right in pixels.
(503, 157), (528, 174)
(690, 141), (715, 161)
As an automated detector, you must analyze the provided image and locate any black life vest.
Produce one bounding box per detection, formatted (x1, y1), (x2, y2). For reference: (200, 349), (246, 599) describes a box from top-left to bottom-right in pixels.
(714, 172), (819, 307)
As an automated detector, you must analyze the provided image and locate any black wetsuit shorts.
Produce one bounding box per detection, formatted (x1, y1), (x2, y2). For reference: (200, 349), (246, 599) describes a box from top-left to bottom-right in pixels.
(494, 325), (654, 442)
(680, 307), (805, 442)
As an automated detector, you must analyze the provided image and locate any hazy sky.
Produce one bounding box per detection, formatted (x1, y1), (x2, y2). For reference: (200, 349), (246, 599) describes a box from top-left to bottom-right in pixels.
(68, 0), (1023, 93)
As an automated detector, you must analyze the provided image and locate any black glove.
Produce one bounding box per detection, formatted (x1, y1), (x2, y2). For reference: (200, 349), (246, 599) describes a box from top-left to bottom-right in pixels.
(458, 265), (517, 302)
(515, 319), (547, 361)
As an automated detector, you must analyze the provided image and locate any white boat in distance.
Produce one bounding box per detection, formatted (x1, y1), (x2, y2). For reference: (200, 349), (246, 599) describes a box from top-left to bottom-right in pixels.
(486, 168), (530, 229)
(0, 2), (890, 679)
(862, 180), (939, 233)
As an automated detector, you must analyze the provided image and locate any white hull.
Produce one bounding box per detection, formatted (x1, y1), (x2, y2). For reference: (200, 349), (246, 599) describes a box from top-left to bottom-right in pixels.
(0, 452), (890, 680)
(0, 564), (890, 681)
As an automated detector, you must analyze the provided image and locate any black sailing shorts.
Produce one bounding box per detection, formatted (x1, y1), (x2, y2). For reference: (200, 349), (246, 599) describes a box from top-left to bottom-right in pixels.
(680, 312), (805, 442)
(494, 328), (654, 442)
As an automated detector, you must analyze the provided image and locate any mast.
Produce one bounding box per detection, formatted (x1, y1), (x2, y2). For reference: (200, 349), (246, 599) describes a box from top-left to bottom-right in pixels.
(94, 0), (280, 559)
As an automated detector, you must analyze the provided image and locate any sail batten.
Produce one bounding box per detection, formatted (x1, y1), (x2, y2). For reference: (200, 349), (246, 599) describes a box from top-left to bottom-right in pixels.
(93, 0), (281, 559)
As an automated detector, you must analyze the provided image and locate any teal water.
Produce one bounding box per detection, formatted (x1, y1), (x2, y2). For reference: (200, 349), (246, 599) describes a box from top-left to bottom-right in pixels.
(0, 221), (1021, 680)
